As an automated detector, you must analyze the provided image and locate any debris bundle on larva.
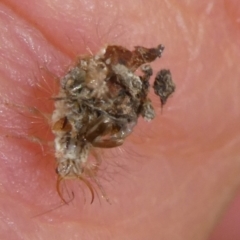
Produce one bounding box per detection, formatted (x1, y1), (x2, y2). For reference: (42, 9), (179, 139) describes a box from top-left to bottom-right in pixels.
(51, 44), (175, 202)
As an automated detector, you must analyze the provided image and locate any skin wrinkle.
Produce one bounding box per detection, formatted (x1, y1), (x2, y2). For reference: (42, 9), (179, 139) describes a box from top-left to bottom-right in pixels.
(0, 0), (240, 240)
(0, 1), (86, 58)
(1, 2), (55, 49)
(1, 0), (131, 58)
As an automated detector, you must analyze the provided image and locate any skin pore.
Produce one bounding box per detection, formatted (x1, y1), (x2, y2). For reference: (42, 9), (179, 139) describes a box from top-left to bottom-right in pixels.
(0, 0), (240, 240)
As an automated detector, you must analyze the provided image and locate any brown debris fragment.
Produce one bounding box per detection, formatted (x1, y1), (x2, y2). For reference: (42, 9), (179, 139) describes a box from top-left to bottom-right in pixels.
(153, 69), (175, 108)
(103, 44), (164, 71)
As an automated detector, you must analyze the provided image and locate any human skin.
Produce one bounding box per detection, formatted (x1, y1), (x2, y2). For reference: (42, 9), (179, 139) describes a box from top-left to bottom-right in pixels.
(0, 0), (239, 240)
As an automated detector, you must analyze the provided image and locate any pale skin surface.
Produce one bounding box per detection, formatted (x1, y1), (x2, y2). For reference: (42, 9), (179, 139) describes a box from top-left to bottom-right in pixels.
(0, 0), (239, 240)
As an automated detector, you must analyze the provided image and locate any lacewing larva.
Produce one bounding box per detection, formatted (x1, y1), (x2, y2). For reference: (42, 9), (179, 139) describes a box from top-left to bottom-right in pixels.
(51, 44), (175, 203)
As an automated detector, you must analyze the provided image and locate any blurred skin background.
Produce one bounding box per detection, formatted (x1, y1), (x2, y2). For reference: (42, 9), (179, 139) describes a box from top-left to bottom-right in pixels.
(0, 0), (239, 239)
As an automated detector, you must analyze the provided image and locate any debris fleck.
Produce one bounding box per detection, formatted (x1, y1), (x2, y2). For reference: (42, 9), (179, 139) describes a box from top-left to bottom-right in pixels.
(153, 69), (175, 108)
(52, 44), (175, 203)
